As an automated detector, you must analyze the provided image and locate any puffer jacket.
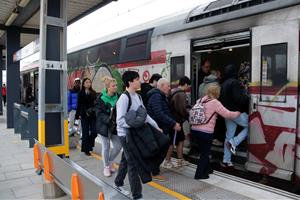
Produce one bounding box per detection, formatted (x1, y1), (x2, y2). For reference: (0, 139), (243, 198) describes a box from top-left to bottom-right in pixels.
(146, 88), (176, 135)
(68, 88), (80, 112)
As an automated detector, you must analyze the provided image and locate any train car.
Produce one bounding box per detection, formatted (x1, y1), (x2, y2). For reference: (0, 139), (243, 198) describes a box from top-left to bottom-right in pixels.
(67, 0), (300, 187)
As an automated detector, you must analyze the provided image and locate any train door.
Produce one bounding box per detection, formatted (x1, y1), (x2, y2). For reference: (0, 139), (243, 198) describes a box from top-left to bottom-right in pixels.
(246, 21), (299, 181)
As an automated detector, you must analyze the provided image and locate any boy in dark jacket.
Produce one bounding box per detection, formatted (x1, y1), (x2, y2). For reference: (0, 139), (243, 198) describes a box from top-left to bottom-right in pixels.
(220, 64), (249, 167)
(68, 78), (81, 135)
(147, 78), (181, 169)
(168, 76), (191, 167)
(140, 73), (162, 105)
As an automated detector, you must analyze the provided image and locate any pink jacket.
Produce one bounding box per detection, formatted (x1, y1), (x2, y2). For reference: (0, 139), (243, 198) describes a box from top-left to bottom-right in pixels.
(191, 96), (240, 133)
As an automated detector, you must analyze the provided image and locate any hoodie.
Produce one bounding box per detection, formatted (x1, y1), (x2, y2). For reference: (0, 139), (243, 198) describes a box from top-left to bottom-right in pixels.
(198, 74), (219, 98)
(220, 64), (249, 112)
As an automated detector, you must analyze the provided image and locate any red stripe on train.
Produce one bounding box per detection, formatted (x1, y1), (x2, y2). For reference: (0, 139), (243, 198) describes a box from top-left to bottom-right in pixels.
(249, 86), (298, 95)
(116, 50), (166, 68)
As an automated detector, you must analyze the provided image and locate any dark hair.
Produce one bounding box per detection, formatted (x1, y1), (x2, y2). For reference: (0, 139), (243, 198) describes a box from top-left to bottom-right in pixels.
(122, 71), (139, 87)
(149, 73), (162, 84)
(201, 59), (211, 66)
(179, 76), (191, 86)
(81, 78), (95, 93)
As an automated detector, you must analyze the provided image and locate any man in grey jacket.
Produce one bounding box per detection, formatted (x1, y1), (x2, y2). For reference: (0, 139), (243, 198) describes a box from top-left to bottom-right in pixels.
(114, 71), (161, 200)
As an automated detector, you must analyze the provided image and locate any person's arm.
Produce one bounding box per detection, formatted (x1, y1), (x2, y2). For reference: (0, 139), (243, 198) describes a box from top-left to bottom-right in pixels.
(214, 100), (240, 119)
(149, 93), (176, 128)
(95, 99), (110, 124)
(174, 93), (189, 120)
(75, 92), (82, 119)
(67, 91), (71, 112)
(116, 94), (130, 128)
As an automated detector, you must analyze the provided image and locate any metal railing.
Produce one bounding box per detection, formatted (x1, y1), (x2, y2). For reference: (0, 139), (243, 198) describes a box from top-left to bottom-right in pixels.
(34, 141), (105, 200)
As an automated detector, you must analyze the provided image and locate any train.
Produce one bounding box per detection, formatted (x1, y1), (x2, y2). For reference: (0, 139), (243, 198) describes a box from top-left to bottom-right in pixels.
(20, 0), (300, 189)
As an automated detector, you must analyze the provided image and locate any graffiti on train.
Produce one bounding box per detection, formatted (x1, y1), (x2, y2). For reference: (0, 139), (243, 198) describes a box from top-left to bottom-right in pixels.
(67, 50), (169, 93)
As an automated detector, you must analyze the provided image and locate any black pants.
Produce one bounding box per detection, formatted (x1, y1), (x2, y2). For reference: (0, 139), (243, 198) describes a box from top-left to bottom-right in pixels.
(115, 136), (142, 200)
(80, 117), (96, 153)
(2, 95), (6, 106)
(192, 130), (213, 179)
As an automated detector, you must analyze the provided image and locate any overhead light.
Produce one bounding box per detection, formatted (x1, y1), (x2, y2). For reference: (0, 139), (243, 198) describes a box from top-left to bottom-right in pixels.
(229, 48), (233, 51)
(5, 8), (19, 26)
(18, 0), (31, 7)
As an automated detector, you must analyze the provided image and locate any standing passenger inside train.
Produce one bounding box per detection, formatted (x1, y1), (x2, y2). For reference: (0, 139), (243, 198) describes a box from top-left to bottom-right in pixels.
(147, 78), (181, 169)
(190, 84), (240, 179)
(75, 78), (97, 156)
(168, 76), (191, 167)
(220, 64), (249, 167)
(198, 59), (211, 86)
(95, 76), (122, 177)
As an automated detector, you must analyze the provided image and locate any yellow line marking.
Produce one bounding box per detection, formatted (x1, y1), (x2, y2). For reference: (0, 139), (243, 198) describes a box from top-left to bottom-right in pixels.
(148, 182), (192, 200)
(76, 145), (190, 200)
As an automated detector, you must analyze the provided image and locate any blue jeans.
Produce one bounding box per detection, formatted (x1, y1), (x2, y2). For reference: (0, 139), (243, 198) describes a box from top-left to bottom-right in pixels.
(223, 112), (248, 162)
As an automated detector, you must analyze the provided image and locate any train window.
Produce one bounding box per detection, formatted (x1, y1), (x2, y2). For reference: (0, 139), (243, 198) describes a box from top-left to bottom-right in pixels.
(171, 56), (185, 87)
(260, 43), (287, 102)
(120, 29), (153, 63)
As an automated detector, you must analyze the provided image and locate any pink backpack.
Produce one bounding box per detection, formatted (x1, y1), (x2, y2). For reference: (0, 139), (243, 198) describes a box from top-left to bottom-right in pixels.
(189, 99), (215, 125)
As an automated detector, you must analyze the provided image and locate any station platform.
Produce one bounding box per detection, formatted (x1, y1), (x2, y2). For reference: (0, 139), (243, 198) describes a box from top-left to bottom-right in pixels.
(1, 107), (299, 199)
(69, 137), (299, 200)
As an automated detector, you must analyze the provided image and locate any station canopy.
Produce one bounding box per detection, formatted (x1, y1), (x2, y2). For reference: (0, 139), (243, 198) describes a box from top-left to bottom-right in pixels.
(0, 0), (116, 64)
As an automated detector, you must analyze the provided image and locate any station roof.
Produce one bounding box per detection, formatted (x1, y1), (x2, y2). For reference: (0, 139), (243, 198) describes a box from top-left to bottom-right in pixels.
(0, 0), (116, 63)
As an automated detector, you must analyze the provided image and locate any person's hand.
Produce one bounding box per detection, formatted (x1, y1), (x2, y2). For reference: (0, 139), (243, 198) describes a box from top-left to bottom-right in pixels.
(173, 123), (181, 131)
(157, 127), (163, 133)
(236, 111), (241, 116)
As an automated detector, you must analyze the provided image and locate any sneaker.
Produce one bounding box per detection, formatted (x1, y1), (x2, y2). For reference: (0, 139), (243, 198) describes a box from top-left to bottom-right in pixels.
(114, 184), (130, 196)
(152, 174), (166, 181)
(228, 140), (236, 155)
(162, 160), (174, 169)
(212, 139), (223, 146)
(220, 161), (233, 167)
(175, 159), (189, 167)
(103, 166), (111, 177)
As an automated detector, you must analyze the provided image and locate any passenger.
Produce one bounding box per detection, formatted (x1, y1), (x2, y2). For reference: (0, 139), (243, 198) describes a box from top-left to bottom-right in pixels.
(114, 71), (162, 200)
(68, 78), (81, 135)
(75, 78), (97, 156)
(168, 76), (191, 167)
(190, 84), (240, 179)
(198, 70), (220, 98)
(147, 78), (181, 169)
(140, 73), (162, 105)
(198, 59), (211, 86)
(95, 76), (121, 177)
(220, 64), (249, 167)
(2, 84), (6, 106)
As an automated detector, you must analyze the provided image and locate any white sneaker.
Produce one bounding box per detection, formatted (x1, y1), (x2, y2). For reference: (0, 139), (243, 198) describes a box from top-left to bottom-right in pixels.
(228, 140), (236, 155)
(103, 166), (111, 177)
(114, 184), (130, 196)
(162, 160), (174, 169)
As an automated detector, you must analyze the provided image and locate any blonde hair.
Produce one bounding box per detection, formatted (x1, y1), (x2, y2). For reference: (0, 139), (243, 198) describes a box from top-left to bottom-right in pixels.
(102, 76), (116, 88)
(205, 83), (221, 99)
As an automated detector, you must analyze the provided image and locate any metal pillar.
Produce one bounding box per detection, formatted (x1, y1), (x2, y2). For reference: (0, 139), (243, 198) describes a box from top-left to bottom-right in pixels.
(38, 0), (69, 156)
(0, 48), (3, 115)
(6, 27), (20, 128)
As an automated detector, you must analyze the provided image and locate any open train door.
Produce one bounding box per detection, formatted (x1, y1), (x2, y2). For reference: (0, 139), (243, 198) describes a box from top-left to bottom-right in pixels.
(246, 21), (299, 181)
